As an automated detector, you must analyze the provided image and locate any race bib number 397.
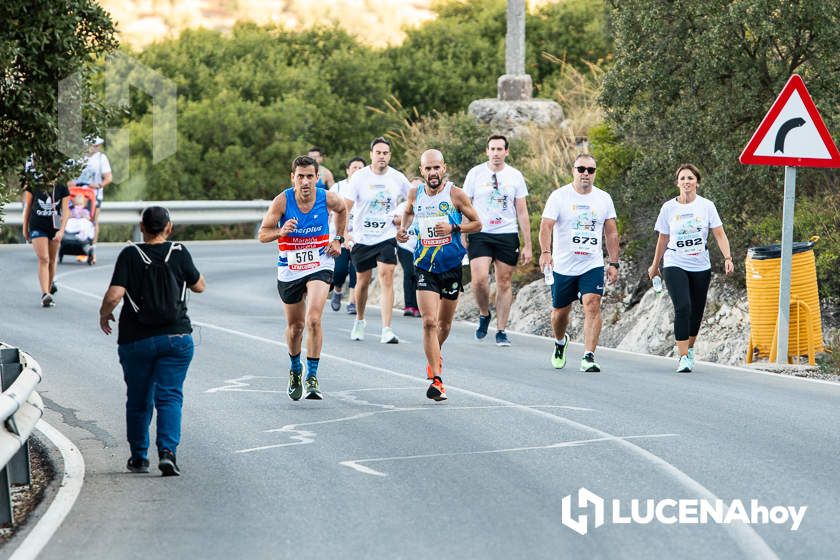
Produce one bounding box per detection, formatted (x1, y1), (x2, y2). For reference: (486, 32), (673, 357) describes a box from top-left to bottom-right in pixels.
(361, 219), (387, 235)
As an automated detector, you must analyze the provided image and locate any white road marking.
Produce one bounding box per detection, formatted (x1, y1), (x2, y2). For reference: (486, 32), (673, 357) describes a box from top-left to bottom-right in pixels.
(340, 434), (680, 477)
(9, 421), (86, 560)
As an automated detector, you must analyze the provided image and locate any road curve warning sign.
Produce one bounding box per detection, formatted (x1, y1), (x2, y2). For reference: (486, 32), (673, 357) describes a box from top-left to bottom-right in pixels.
(740, 74), (840, 168)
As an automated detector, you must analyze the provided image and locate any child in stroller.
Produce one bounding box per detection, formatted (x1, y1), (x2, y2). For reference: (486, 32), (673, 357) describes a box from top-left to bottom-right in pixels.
(59, 187), (97, 265)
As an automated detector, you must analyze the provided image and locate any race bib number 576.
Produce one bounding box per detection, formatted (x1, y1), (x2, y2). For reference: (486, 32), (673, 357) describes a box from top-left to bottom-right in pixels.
(288, 248), (320, 271)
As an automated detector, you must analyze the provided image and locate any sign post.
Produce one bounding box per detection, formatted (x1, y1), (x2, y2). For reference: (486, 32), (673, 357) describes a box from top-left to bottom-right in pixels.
(740, 74), (840, 364)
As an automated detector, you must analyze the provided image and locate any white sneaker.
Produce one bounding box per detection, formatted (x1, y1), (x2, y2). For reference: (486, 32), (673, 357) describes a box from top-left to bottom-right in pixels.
(380, 326), (399, 344)
(350, 319), (366, 341)
(676, 354), (692, 373)
(687, 347), (695, 370)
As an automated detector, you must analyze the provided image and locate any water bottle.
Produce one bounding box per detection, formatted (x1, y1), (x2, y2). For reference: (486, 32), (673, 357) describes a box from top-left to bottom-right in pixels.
(543, 265), (554, 286)
(652, 275), (663, 293)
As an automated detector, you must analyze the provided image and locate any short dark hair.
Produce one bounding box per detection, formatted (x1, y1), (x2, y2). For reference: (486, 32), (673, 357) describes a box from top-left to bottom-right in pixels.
(308, 146), (324, 156)
(487, 134), (509, 149)
(675, 163), (701, 183)
(142, 206), (171, 235)
(292, 155), (319, 173)
(346, 156), (366, 169)
(370, 136), (391, 151)
(574, 153), (597, 165)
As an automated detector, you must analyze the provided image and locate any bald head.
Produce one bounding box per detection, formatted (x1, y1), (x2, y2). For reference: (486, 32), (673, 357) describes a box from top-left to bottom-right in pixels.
(420, 149), (444, 166)
(419, 149), (447, 189)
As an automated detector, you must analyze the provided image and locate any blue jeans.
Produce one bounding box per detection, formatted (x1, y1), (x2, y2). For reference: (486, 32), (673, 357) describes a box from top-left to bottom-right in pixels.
(118, 334), (194, 460)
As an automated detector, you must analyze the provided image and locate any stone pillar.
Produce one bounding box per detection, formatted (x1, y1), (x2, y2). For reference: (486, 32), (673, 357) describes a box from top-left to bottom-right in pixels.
(498, 0), (532, 101)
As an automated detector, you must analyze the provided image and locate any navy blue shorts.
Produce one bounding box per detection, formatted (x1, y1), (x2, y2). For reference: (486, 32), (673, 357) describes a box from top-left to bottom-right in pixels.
(551, 266), (605, 309)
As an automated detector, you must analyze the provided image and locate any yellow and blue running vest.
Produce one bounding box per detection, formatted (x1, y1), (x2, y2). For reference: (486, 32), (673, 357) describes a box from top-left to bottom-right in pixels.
(412, 182), (466, 273)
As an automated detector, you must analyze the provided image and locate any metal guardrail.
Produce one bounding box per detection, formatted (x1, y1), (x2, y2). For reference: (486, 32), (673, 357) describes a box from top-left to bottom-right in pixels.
(4, 200), (271, 229)
(4, 199), (271, 241)
(0, 343), (44, 526)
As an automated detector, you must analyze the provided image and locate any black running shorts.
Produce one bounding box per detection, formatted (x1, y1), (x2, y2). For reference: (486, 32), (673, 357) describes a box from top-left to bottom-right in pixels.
(277, 269), (333, 305)
(467, 232), (520, 266)
(416, 267), (463, 301)
(350, 238), (398, 272)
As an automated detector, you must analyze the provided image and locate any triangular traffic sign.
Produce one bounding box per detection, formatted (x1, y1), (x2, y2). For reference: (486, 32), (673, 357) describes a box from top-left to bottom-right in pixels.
(740, 74), (840, 168)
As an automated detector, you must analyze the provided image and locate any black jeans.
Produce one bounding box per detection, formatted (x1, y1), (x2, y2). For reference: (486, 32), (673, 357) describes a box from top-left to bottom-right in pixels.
(663, 267), (712, 341)
(333, 247), (356, 290)
(397, 247), (418, 308)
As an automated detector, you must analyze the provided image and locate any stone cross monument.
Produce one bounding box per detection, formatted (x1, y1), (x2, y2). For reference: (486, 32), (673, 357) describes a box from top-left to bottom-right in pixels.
(498, 0), (532, 101)
(468, 0), (562, 135)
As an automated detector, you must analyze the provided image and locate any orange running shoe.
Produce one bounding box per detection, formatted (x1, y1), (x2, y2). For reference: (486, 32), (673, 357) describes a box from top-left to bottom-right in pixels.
(426, 376), (447, 401)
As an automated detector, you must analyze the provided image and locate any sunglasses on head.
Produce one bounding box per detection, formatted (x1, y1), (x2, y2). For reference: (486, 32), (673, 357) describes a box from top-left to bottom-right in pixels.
(575, 166), (596, 174)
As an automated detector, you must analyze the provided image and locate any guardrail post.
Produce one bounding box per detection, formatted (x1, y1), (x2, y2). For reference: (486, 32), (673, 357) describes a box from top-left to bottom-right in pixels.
(0, 467), (12, 525)
(0, 351), (31, 486)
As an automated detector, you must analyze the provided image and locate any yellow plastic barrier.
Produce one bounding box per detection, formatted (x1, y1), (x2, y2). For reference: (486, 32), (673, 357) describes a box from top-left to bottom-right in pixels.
(745, 238), (823, 364)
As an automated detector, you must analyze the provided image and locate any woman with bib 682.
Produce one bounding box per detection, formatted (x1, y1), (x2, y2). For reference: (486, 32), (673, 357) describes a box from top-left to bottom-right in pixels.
(648, 164), (734, 373)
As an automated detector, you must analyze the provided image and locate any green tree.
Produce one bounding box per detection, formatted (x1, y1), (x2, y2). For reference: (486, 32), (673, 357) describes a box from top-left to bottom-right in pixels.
(0, 0), (118, 218)
(600, 0), (840, 276)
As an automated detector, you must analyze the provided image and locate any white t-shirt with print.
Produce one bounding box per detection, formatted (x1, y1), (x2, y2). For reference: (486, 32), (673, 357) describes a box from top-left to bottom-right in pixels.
(542, 183), (617, 276)
(77, 152), (112, 202)
(345, 166), (411, 246)
(654, 195), (722, 272)
(329, 179), (354, 237)
(394, 201), (418, 252)
(463, 163), (528, 234)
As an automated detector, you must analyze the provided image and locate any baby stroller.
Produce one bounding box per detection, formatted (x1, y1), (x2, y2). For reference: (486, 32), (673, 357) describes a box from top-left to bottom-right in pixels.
(59, 186), (97, 265)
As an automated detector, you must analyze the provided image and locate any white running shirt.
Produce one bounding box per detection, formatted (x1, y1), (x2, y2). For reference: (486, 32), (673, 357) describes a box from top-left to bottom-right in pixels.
(394, 201), (417, 252)
(329, 179), (354, 237)
(463, 163), (528, 234)
(345, 166), (411, 246)
(542, 183), (617, 276)
(654, 195), (722, 271)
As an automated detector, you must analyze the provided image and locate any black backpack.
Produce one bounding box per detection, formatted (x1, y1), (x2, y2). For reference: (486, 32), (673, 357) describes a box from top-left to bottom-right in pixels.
(125, 242), (186, 327)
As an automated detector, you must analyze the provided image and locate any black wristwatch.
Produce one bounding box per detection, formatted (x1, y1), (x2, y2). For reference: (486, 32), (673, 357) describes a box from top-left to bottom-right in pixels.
(451, 224), (461, 234)
(608, 261), (620, 269)
(333, 235), (345, 243)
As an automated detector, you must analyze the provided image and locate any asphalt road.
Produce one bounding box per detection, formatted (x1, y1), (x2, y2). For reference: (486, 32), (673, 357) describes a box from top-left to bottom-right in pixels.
(0, 240), (838, 559)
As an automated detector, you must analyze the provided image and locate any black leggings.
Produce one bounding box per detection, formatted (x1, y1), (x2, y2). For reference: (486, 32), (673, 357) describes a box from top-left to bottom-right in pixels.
(333, 248), (356, 290)
(397, 248), (418, 309)
(663, 267), (712, 341)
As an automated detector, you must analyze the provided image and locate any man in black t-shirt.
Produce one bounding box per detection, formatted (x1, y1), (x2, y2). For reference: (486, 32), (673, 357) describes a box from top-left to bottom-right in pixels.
(99, 206), (205, 476)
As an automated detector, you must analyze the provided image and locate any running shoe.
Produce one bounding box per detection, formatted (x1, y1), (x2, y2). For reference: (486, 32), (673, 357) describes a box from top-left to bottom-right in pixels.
(403, 307), (415, 316)
(76, 254), (86, 262)
(552, 334), (569, 369)
(50, 282), (57, 295)
(347, 302), (357, 315)
(288, 369), (303, 400)
(426, 376), (447, 401)
(676, 355), (692, 373)
(158, 449), (180, 476)
(304, 377), (323, 400)
(330, 291), (343, 312)
(475, 312), (491, 340)
(580, 352), (600, 373)
(350, 319), (366, 341)
(495, 331), (511, 347)
(41, 293), (54, 308)
(380, 326), (399, 344)
(126, 457), (149, 473)
(411, 307), (421, 317)
(687, 347), (696, 370)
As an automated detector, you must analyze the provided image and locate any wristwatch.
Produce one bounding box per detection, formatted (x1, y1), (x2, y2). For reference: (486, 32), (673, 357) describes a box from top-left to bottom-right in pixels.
(334, 235), (345, 243)
(608, 261), (620, 269)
